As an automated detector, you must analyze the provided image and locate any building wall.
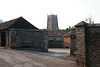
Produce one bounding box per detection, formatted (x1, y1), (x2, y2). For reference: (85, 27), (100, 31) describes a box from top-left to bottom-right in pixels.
(71, 22), (100, 67)
(49, 36), (63, 40)
(10, 29), (48, 52)
(63, 37), (71, 48)
(75, 27), (86, 67)
(70, 28), (76, 56)
(85, 27), (100, 67)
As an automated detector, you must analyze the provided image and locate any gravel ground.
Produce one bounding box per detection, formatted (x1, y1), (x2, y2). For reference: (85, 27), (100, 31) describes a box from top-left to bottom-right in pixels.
(0, 48), (76, 67)
(48, 48), (70, 53)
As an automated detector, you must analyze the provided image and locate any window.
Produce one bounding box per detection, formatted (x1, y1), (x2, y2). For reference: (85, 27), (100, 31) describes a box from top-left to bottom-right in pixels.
(71, 35), (76, 39)
(58, 33), (60, 35)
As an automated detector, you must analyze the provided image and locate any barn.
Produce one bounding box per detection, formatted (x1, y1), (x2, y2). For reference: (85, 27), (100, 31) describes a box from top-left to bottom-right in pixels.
(0, 17), (48, 51)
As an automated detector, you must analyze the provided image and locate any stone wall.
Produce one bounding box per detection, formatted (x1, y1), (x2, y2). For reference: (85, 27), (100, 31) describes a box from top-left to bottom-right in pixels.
(10, 29), (48, 52)
(70, 27), (76, 56)
(71, 21), (100, 67)
(75, 26), (86, 67)
(86, 27), (100, 67)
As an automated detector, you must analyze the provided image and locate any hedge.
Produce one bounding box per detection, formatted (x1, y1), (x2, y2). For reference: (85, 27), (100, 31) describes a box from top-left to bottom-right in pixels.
(48, 39), (64, 48)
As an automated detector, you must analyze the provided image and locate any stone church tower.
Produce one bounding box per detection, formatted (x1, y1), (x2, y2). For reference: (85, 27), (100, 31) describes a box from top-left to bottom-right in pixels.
(47, 14), (59, 30)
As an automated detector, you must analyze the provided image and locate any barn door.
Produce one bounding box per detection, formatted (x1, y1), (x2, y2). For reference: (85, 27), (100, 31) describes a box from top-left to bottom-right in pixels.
(1, 32), (6, 46)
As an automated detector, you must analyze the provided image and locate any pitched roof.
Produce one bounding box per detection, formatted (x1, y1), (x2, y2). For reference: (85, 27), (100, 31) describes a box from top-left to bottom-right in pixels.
(0, 17), (38, 29)
(48, 30), (68, 37)
(63, 31), (71, 37)
(75, 21), (87, 27)
(0, 18), (18, 29)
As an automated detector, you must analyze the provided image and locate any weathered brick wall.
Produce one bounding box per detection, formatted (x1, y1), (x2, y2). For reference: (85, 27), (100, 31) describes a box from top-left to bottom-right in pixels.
(70, 27), (76, 56)
(75, 27), (86, 67)
(71, 21), (100, 67)
(63, 37), (71, 48)
(10, 29), (48, 52)
(86, 27), (100, 67)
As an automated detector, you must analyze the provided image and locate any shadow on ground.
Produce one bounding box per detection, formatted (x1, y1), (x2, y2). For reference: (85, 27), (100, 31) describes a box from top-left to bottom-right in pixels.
(14, 48), (75, 61)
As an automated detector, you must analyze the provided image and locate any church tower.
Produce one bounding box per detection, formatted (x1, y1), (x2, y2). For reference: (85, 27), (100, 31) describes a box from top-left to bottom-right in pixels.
(47, 14), (59, 30)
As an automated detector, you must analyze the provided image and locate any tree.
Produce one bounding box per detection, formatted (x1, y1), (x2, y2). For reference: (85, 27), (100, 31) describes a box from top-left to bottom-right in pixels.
(65, 26), (71, 32)
(55, 28), (61, 30)
(55, 28), (65, 31)
(55, 26), (71, 31)
(85, 16), (94, 24)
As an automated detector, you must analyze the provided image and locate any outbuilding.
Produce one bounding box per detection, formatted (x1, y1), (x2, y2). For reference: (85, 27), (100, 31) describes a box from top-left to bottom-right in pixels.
(0, 17), (48, 51)
(63, 32), (71, 48)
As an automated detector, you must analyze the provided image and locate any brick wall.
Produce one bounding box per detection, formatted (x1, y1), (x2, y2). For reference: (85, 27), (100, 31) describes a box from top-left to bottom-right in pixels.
(10, 29), (48, 52)
(70, 27), (76, 56)
(86, 27), (100, 67)
(75, 27), (86, 67)
(71, 21), (100, 67)
(63, 37), (71, 48)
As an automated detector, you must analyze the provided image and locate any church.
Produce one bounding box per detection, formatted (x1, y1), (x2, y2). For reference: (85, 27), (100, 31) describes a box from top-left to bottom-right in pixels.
(47, 14), (59, 30)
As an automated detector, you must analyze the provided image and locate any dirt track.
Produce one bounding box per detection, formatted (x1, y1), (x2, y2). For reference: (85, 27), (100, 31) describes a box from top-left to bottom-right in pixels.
(0, 48), (76, 67)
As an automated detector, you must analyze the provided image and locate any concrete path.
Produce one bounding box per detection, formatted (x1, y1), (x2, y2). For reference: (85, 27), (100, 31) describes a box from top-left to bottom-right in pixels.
(0, 49), (76, 67)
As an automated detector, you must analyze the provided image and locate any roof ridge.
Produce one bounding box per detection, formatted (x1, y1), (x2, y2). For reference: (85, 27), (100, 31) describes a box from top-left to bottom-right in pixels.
(63, 31), (71, 37)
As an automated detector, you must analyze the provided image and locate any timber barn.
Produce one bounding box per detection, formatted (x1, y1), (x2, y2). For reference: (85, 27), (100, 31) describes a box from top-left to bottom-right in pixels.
(0, 17), (48, 51)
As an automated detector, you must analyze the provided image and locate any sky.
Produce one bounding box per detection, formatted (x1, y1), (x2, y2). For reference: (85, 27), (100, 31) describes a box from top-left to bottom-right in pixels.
(0, 0), (100, 29)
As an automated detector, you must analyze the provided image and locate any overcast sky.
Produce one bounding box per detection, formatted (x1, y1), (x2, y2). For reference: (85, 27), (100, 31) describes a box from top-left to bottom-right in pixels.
(0, 0), (100, 29)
